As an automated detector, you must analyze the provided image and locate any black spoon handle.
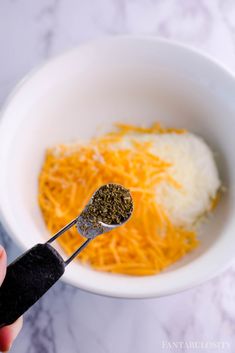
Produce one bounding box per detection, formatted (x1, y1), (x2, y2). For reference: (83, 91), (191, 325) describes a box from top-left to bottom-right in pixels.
(0, 243), (65, 328)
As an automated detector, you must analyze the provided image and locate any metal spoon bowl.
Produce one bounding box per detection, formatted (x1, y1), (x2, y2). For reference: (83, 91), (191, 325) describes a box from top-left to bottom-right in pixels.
(76, 183), (133, 239)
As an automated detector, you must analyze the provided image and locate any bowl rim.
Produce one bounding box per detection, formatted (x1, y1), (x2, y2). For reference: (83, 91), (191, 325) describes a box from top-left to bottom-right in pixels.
(0, 36), (234, 298)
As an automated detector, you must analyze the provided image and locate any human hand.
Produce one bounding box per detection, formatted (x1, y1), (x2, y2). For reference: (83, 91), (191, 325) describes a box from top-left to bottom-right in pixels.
(0, 246), (23, 352)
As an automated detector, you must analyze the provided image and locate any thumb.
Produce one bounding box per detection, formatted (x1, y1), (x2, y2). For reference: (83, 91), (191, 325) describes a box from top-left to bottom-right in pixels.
(0, 245), (7, 285)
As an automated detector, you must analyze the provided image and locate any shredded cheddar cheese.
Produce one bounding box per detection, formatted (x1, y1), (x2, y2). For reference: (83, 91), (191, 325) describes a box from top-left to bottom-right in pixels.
(38, 123), (199, 276)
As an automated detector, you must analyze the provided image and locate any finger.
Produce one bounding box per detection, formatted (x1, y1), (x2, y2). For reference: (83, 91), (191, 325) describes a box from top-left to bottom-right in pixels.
(0, 317), (23, 352)
(0, 245), (6, 285)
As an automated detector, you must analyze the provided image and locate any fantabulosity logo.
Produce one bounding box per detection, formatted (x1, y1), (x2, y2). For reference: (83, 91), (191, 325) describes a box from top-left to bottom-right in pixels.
(161, 340), (230, 350)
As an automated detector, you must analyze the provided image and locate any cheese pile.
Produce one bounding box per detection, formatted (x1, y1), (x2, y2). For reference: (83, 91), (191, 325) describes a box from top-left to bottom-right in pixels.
(117, 132), (220, 228)
(38, 123), (221, 276)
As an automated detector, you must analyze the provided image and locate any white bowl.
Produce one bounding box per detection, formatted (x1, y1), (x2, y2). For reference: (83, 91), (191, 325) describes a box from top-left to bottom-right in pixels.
(0, 37), (234, 298)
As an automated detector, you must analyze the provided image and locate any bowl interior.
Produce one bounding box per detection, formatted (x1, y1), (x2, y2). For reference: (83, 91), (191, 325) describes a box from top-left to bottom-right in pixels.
(0, 38), (235, 298)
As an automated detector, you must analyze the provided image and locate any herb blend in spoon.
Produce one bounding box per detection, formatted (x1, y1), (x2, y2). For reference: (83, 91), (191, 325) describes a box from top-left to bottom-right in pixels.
(77, 184), (133, 238)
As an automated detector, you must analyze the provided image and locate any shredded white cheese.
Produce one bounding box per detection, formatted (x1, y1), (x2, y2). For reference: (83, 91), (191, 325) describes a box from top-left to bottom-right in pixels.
(116, 132), (220, 228)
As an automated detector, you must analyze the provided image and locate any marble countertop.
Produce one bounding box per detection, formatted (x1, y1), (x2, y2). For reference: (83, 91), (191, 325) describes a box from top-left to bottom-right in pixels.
(1, 1), (235, 352)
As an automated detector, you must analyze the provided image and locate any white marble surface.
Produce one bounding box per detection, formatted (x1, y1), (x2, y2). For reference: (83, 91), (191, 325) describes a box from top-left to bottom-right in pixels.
(0, 0), (235, 352)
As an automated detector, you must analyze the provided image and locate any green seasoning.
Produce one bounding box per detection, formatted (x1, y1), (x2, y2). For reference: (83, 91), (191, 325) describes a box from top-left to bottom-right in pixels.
(77, 184), (133, 238)
(87, 184), (133, 225)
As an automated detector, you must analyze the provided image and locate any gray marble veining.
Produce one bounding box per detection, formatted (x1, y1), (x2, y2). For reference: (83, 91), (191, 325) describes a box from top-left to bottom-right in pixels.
(0, 0), (235, 352)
